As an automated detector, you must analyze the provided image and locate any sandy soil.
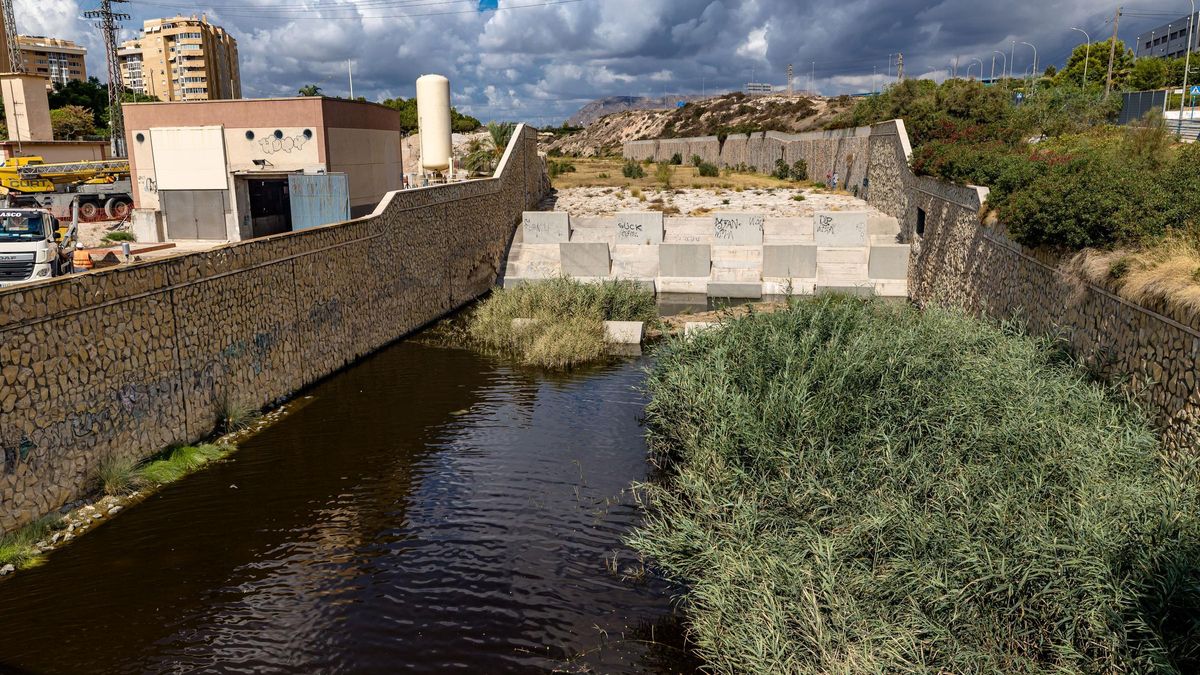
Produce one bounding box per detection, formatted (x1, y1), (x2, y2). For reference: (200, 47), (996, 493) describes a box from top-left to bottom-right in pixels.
(544, 186), (873, 218)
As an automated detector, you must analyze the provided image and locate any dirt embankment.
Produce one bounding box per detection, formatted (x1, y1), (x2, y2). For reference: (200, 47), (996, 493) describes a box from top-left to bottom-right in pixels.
(544, 93), (854, 157)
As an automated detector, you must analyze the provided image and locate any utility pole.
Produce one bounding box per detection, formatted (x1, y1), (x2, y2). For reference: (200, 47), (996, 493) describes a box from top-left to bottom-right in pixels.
(1105, 6), (1122, 99)
(896, 53), (904, 81)
(1, 0), (22, 72)
(953, 55), (959, 78)
(84, 0), (130, 158)
(811, 60), (815, 94)
(787, 63), (794, 95)
(348, 60), (354, 99)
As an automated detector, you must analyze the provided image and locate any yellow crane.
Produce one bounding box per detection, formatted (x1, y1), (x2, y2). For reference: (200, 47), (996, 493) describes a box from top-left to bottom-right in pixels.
(0, 157), (134, 221)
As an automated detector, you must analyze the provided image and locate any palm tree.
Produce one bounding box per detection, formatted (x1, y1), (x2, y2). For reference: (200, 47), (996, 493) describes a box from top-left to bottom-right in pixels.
(462, 121), (516, 175)
(298, 84), (322, 97)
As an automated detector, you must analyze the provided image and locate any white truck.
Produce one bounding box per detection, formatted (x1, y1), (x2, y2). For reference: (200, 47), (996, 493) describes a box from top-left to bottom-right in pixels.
(0, 208), (73, 288)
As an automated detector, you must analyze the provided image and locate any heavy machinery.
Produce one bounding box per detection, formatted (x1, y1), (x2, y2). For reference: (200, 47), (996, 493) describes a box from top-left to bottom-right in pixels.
(0, 156), (134, 222)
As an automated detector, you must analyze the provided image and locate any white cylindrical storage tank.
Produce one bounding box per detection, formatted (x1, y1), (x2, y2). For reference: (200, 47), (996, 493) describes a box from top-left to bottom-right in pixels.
(416, 74), (452, 172)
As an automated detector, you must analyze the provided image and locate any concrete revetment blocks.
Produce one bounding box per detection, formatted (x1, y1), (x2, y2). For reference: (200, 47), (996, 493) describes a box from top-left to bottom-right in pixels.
(762, 245), (817, 278)
(522, 212), (570, 243)
(869, 244), (911, 280)
(559, 242), (611, 277)
(814, 211), (868, 247)
(712, 213), (764, 245)
(659, 244), (711, 278)
(613, 212), (664, 245)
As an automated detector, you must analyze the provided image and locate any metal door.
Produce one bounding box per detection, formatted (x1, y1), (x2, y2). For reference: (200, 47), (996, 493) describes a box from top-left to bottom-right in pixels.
(161, 190), (229, 240)
(288, 173), (350, 231)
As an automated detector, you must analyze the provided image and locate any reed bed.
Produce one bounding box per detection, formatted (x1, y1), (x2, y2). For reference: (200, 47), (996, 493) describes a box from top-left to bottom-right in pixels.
(469, 277), (656, 369)
(630, 295), (1200, 674)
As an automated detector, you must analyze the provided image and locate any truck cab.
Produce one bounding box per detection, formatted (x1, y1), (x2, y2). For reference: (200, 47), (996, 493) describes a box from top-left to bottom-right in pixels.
(0, 209), (70, 288)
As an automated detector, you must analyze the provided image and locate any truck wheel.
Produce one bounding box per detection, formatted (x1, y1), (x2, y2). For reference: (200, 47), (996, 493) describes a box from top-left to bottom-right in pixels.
(78, 201), (101, 221)
(105, 198), (132, 220)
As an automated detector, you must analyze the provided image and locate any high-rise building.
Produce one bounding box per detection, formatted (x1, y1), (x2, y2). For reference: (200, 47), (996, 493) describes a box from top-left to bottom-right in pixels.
(1135, 13), (1200, 60)
(17, 36), (87, 87)
(118, 15), (241, 102)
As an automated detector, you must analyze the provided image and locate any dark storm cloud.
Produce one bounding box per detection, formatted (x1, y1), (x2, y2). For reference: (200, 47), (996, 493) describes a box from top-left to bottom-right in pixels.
(17, 0), (1177, 122)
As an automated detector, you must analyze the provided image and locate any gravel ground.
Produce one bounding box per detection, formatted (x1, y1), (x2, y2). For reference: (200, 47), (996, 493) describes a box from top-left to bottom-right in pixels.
(542, 186), (876, 217)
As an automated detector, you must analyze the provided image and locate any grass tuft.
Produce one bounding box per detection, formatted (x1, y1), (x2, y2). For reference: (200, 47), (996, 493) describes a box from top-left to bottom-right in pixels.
(95, 454), (140, 496)
(137, 444), (231, 486)
(630, 295), (1200, 674)
(218, 395), (261, 434)
(0, 515), (66, 569)
(470, 277), (655, 369)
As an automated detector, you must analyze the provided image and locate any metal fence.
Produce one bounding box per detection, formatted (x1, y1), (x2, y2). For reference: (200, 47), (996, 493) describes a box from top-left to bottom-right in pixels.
(1118, 90), (1169, 125)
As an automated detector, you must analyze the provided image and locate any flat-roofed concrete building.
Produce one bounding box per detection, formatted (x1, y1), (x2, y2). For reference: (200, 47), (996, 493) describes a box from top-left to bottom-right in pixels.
(123, 97), (403, 242)
(119, 15), (241, 102)
(17, 36), (87, 87)
(1136, 13), (1200, 59)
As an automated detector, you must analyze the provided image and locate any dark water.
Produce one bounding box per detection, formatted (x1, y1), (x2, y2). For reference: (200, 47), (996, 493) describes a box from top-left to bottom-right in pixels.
(0, 339), (695, 674)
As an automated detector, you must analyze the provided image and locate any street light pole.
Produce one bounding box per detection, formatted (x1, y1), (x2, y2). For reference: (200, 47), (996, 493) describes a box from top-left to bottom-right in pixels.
(1010, 41), (1016, 79)
(1020, 41), (1038, 91)
(1181, 2), (1196, 135)
(972, 58), (984, 81)
(1071, 27), (1091, 88)
(993, 50), (1007, 84)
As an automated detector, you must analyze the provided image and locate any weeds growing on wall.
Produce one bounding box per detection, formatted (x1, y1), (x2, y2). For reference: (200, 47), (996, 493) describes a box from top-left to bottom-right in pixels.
(469, 277), (656, 369)
(630, 295), (1200, 674)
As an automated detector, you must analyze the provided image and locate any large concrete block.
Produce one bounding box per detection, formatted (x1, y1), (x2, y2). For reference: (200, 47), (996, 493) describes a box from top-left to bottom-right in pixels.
(613, 212), (664, 245)
(522, 211), (570, 244)
(868, 214), (900, 236)
(708, 282), (763, 299)
(713, 213), (764, 245)
(762, 245), (817, 278)
(869, 244), (911, 280)
(559, 242), (611, 277)
(604, 321), (645, 344)
(814, 211), (868, 247)
(660, 244), (711, 277)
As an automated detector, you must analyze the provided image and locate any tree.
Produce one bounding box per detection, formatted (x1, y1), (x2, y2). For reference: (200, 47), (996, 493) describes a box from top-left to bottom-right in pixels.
(298, 84), (322, 97)
(381, 96), (481, 134)
(462, 121), (515, 174)
(50, 105), (97, 139)
(1130, 58), (1169, 91)
(1057, 39), (1132, 89)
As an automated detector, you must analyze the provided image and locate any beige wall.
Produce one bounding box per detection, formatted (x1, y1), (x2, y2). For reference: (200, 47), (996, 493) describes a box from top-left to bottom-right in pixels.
(326, 127), (402, 212)
(0, 141), (107, 162)
(0, 125), (548, 535)
(1, 74), (53, 142)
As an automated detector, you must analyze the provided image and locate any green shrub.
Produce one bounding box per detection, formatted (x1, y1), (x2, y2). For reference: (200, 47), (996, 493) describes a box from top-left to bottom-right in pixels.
(691, 154), (703, 167)
(547, 159), (577, 179)
(631, 296), (1200, 674)
(95, 455), (140, 495)
(669, 153), (683, 165)
(101, 231), (136, 243)
(622, 159), (646, 179)
(697, 161), (719, 178)
(654, 161), (673, 186)
(772, 158), (791, 180)
(790, 159), (808, 181)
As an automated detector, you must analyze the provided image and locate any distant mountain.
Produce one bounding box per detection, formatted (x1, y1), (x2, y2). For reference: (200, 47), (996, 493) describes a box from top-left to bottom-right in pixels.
(566, 95), (710, 127)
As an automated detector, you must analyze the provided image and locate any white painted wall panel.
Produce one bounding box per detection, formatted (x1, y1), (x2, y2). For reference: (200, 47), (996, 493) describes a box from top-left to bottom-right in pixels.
(150, 126), (228, 190)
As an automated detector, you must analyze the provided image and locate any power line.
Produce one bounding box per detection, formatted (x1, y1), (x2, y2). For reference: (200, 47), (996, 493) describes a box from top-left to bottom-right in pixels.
(83, 0), (130, 158)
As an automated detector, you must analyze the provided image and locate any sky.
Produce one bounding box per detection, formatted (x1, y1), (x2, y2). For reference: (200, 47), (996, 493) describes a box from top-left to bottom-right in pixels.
(12, 0), (1192, 124)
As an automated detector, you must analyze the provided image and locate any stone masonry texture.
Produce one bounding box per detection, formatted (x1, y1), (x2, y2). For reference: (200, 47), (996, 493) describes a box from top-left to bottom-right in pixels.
(0, 125), (549, 534)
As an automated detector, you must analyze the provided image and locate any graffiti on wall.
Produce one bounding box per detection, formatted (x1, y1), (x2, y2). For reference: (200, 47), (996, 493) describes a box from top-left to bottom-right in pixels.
(260, 134), (310, 155)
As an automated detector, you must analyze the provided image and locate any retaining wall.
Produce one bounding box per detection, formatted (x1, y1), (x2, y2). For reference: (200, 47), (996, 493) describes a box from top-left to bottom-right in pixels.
(863, 119), (1200, 452)
(624, 126), (872, 189)
(0, 125), (549, 533)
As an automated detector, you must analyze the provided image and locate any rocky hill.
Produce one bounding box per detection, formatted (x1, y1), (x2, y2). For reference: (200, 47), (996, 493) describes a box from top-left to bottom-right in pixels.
(565, 94), (710, 127)
(545, 92), (854, 156)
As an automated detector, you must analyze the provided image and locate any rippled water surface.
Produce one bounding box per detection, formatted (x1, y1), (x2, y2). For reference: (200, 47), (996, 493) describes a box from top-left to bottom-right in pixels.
(0, 339), (693, 674)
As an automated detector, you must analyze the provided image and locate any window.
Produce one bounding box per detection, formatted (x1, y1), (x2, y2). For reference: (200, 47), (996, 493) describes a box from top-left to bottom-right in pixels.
(916, 208), (926, 238)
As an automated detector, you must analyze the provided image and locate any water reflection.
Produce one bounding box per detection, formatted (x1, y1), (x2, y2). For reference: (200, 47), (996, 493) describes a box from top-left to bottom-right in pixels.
(0, 341), (694, 674)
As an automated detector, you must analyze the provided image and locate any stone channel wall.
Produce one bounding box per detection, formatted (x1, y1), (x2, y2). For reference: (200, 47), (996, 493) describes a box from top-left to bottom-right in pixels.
(0, 125), (549, 533)
(863, 119), (1200, 452)
(624, 126), (872, 189)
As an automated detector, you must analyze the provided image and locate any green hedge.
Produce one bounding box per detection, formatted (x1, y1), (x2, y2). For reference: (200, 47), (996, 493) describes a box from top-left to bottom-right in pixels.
(631, 297), (1200, 674)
